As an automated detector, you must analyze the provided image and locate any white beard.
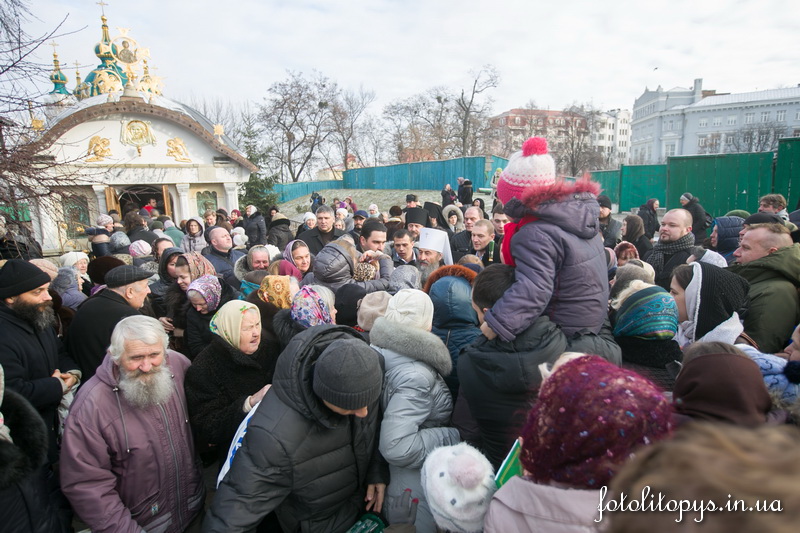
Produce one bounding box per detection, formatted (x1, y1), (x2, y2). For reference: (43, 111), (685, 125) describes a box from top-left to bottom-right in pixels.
(118, 361), (174, 408)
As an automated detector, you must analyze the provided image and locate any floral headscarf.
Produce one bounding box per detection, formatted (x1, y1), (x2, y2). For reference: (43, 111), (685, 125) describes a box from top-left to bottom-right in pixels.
(210, 300), (259, 349)
(181, 251), (217, 281)
(290, 286), (333, 328)
(257, 275), (293, 309)
(188, 275), (222, 312)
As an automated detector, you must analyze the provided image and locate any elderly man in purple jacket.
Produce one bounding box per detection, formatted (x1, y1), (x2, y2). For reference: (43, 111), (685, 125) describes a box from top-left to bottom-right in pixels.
(60, 315), (205, 533)
(481, 137), (620, 363)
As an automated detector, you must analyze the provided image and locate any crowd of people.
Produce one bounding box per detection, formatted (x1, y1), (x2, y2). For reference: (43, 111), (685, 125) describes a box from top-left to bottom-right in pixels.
(2, 136), (800, 533)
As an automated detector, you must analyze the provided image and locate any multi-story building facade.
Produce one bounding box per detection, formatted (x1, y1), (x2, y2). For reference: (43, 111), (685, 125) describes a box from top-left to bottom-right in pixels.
(593, 108), (632, 167)
(488, 107), (631, 170)
(631, 78), (800, 164)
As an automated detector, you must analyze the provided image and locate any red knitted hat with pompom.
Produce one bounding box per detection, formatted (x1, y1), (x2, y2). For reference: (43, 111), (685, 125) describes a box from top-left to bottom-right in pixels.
(497, 136), (556, 204)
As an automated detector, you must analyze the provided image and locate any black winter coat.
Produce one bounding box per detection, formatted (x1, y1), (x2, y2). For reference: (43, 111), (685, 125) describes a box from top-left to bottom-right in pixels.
(298, 227), (345, 256)
(458, 182), (473, 206)
(244, 212), (267, 247)
(126, 227), (159, 246)
(147, 246), (182, 318)
(204, 325), (388, 533)
(457, 315), (568, 469)
(644, 248), (694, 290)
(185, 283), (237, 359)
(637, 204), (660, 239)
(0, 389), (68, 533)
(184, 334), (281, 461)
(267, 218), (293, 251)
(64, 289), (140, 381)
(616, 336), (683, 392)
(450, 230), (472, 262)
(682, 199), (709, 243)
(0, 305), (79, 463)
(272, 308), (308, 352)
(630, 234), (653, 260)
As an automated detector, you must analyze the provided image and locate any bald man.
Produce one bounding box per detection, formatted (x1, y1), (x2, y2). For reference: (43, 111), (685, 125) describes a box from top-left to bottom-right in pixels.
(643, 209), (695, 290)
(203, 227), (245, 290)
(729, 223), (800, 352)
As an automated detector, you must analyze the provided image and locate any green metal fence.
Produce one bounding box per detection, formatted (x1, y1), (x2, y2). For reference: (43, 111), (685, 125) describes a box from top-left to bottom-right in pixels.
(270, 156), (509, 204)
(590, 141), (800, 216)
(272, 179), (343, 204)
(592, 170), (621, 205)
(620, 165), (667, 213)
(666, 152), (774, 216)
(343, 156), (506, 191)
(775, 138), (800, 211)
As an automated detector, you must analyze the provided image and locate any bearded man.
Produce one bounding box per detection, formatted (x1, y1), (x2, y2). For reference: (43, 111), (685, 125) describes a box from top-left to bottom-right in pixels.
(60, 315), (205, 533)
(0, 259), (81, 462)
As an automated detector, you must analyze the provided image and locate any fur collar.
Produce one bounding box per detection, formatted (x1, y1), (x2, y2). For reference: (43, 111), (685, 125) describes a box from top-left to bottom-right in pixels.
(370, 317), (452, 376)
(234, 254), (250, 281)
(0, 390), (48, 488)
(423, 265), (476, 293)
(520, 177), (601, 210)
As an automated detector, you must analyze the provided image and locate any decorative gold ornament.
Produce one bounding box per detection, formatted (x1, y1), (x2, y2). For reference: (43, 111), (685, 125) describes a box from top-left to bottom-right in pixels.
(86, 136), (112, 162)
(213, 124), (225, 137)
(93, 70), (124, 93)
(120, 119), (157, 156)
(166, 137), (191, 162)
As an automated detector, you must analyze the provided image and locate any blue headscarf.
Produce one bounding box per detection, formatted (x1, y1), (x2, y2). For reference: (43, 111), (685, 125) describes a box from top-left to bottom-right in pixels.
(613, 286), (679, 340)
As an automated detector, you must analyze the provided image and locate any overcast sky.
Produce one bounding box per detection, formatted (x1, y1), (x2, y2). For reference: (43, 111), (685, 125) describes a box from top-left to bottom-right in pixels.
(29, 0), (800, 115)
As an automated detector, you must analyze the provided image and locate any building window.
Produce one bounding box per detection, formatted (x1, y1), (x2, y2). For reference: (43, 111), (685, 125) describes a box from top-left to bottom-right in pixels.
(794, 129), (800, 137)
(699, 118), (708, 128)
(745, 113), (755, 124)
(761, 111), (770, 123)
(713, 117), (722, 127)
(796, 110), (800, 121)
(698, 136), (707, 148)
(514, 117), (521, 125)
(777, 110), (786, 122)
(727, 115), (737, 126)
(665, 143), (676, 157)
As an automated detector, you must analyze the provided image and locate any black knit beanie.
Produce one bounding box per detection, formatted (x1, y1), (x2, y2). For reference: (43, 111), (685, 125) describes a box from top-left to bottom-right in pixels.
(335, 284), (368, 328)
(695, 262), (750, 339)
(313, 338), (383, 411)
(0, 259), (51, 299)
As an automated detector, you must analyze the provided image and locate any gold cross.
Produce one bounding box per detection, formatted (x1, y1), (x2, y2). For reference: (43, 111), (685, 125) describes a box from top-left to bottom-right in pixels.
(49, 40), (59, 55)
(96, 1), (108, 15)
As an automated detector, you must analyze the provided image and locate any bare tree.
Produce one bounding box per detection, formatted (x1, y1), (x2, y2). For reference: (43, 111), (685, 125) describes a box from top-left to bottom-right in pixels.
(0, 0), (95, 257)
(351, 112), (390, 167)
(259, 71), (338, 182)
(553, 105), (603, 176)
(328, 86), (375, 170)
(454, 65), (499, 157)
(723, 121), (787, 154)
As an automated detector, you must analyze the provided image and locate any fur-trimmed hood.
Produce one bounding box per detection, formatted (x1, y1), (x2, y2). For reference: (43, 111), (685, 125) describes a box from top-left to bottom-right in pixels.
(422, 264), (476, 293)
(504, 178), (602, 240)
(370, 316), (452, 376)
(234, 254), (250, 282)
(442, 204), (465, 232)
